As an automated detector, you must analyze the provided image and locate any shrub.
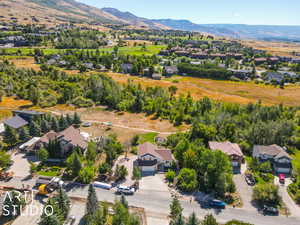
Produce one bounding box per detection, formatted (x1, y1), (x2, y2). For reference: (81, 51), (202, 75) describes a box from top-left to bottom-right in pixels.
(176, 168), (198, 192)
(253, 183), (281, 206)
(72, 96), (94, 107)
(165, 170), (176, 183)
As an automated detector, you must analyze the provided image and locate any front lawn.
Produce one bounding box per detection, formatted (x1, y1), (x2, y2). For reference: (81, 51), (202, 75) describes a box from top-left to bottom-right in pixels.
(37, 165), (63, 177)
(138, 132), (158, 144)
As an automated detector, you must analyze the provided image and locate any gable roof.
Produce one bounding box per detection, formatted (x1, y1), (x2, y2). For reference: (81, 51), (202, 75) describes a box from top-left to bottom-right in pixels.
(58, 126), (87, 149)
(253, 144), (291, 159)
(209, 141), (244, 157)
(4, 116), (28, 129)
(13, 110), (44, 116)
(39, 126), (87, 149)
(138, 142), (172, 161)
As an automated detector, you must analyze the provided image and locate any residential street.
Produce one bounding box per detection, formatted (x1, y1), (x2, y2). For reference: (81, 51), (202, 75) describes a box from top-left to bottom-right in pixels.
(2, 177), (300, 225)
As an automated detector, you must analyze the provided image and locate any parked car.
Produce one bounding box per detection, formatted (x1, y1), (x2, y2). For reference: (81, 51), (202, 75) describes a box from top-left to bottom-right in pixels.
(82, 122), (92, 127)
(116, 185), (135, 195)
(279, 174), (285, 184)
(263, 205), (279, 215)
(209, 199), (226, 209)
(245, 173), (256, 186)
(93, 181), (112, 190)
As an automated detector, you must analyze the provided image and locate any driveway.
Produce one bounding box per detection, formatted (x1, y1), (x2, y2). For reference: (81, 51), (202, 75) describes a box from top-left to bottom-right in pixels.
(113, 154), (137, 186)
(233, 164), (257, 211)
(69, 198), (86, 225)
(139, 173), (169, 192)
(8, 152), (37, 178)
(275, 177), (300, 217)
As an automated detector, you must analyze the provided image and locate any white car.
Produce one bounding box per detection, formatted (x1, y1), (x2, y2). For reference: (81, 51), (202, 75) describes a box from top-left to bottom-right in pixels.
(116, 185), (135, 195)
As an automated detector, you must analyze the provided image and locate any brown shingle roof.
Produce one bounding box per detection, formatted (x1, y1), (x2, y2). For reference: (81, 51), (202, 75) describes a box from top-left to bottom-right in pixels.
(209, 141), (244, 157)
(253, 144), (291, 159)
(138, 142), (173, 161)
(58, 126), (87, 149)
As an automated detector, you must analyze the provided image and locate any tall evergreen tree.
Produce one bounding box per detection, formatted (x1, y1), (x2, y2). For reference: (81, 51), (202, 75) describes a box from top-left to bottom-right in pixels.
(73, 112), (81, 126)
(51, 116), (59, 132)
(169, 196), (183, 219)
(201, 214), (218, 225)
(187, 212), (200, 225)
(55, 187), (70, 219)
(66, 114), (73, 126)
(3, 126), (18, 146)
(170, 214), (185, 225)
(41, 119), (50, 133)
(59, 115), (68, 131)
(19, 126), (30, 142)
(120, 194), (128, 208)
(86, 184), (99, 216)
(29, 121), (41, 137)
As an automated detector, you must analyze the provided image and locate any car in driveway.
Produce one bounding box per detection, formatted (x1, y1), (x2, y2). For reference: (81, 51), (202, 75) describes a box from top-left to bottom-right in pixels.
(82, 122), (92, 127)
(245, 173), (256, 186)
(279, 174), (285, 184)
(116, 185), (135, 195)
(209, 199), (226, 209)
(263, 205), (279, 215)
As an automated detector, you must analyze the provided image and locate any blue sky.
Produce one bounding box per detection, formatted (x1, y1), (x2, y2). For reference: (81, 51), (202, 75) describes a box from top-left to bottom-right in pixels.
(77, 0), (300, 25)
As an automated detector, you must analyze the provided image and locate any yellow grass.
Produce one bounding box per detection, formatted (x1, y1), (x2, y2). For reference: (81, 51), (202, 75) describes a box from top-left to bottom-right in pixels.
(108, 73), (300, 106)
(0, 97), (32, 108)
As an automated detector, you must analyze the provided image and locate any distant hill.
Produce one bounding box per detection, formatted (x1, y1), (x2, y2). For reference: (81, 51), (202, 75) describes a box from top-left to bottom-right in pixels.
(0, 0), (126, 25)
(101, 8), (169, 29)
(152, 19), (300, 41)
(1, 1), (300, 41)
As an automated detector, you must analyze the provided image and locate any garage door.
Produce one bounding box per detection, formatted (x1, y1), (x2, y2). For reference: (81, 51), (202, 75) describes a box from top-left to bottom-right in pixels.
(277, 168), (290, 173)
(141, 166), (156, 172)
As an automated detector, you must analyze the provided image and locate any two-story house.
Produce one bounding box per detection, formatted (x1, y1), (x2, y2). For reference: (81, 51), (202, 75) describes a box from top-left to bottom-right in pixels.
(209, 141), (244, 172)
(253, 144), (292, 174)
(136, 142), (173, 174)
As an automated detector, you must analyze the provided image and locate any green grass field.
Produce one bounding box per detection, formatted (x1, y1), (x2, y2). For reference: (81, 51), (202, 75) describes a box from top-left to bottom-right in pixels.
(138, 132), (158, 144)
(1, 45), (166, 56)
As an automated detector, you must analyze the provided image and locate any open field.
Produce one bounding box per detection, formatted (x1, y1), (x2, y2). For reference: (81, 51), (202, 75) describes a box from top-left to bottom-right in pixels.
(2, 45), (165, 56)
(48, 106), (187, 142)
(108, 72), (300, 106)
(242, 40), (300, 57)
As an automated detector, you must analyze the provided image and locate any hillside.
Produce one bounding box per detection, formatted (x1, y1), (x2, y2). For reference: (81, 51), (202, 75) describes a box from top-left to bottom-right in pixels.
(101, 8), (169, 29)
(0, 0), (168, 29)
(153, 19), (300, 41)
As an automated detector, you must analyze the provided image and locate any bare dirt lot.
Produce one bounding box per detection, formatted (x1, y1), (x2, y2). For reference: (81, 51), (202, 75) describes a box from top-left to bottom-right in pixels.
(48, 107), (187, 142)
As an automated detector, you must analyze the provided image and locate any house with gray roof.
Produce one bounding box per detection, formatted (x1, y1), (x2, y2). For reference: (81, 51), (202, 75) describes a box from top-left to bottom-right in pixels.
(4, 115), (28, 129)
(253, 144), (292, 174)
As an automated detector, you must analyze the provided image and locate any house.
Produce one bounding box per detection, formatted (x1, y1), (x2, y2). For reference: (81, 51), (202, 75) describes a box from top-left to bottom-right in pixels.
(152, 73), (162, 80)
(164, 66), (178, 76)
(253, 145), (292, 174)
(136, 142), (173, 174)
(228, 69), (253, 80)
(35, 126), (87, 157)
(209, 141), (244, 171)
(268, 57), (279, 64)
(121, 63), (133, 74)
(12, 110), (44, 122)
(254, 57), (267, 65)
(19, 137), (41, 152)
(4, 116), (28, 130)
(265, 72), (284, 83)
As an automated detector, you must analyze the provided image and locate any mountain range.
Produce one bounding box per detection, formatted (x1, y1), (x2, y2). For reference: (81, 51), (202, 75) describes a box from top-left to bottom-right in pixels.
(1, 0), (300, 41)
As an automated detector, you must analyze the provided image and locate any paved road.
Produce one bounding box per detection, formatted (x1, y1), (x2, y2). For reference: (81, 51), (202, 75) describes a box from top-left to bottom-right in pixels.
(2, 178), (300, 225)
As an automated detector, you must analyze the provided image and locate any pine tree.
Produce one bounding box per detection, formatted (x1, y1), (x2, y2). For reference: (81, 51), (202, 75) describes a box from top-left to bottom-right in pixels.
(201, 214), (218, 225)
(3, 126), (18, 146)
(86, 184), (99, 216)
(41, 119), (50, 133)
(29, 121), (41, 137)
(38, 215), (60, 225)
(187, 212), (199, 225)
(120, 194), (128, 208)
(66, 114), (73, 126)
(19, 126), (30, 142)
(169, 196), (183, 219)
(170, 214), (185, 225)
(51, 117), (59, 132)
(59, 115), (68, 131)
(55, 187), (70, 219)
(73, 112), (81, 126)
(72, 152), (82, 176)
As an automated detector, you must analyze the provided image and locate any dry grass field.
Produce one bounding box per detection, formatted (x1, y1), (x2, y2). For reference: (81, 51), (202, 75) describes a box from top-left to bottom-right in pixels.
(242, 40), (300, 57)
(108, 72), (300, 106)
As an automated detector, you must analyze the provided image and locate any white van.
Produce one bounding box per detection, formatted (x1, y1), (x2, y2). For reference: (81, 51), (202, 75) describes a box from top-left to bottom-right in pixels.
(93, 181), (112, 190)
